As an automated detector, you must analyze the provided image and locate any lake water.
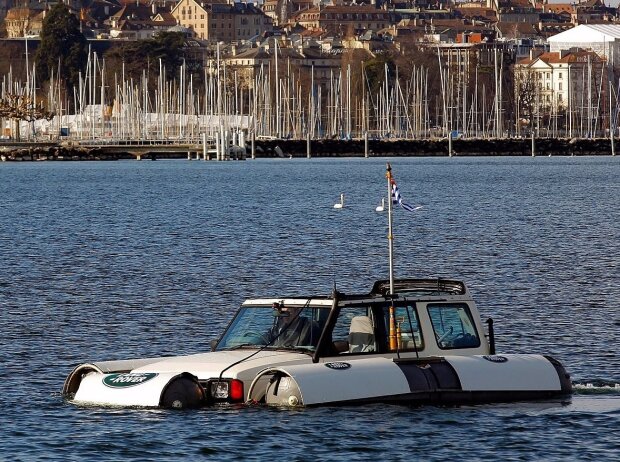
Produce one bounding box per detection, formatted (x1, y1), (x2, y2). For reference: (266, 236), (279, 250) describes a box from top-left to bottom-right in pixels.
(1, 156), (619, 460)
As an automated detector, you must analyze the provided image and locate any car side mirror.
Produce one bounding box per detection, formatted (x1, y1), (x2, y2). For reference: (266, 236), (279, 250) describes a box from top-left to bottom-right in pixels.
(210, 339), (218, 351)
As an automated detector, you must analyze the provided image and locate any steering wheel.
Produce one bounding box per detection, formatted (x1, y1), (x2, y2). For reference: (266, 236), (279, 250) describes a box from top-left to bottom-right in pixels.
(242, 331), (270, 344)
(436, 326), (454, 347)
(451, 333), (475, 347)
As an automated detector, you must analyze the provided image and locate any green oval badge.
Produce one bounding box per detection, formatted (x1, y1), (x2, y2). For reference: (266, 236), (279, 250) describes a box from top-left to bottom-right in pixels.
(103, 373), (158, 388)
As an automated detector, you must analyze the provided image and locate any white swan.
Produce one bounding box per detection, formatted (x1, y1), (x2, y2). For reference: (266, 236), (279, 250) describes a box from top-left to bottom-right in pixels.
(334, 193), (344, 209)
(375, 197), (385, 212)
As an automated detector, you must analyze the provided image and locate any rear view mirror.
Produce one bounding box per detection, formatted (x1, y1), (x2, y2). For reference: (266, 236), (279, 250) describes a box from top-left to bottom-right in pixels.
(273, 309), (290, 318)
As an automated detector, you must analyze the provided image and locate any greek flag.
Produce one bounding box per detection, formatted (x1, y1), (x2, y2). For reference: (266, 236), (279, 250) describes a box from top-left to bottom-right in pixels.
(391, 181), (419, 212)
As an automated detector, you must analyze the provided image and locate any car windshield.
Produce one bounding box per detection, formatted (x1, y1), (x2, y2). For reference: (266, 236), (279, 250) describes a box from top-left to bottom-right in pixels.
(216, 305), (330, 352)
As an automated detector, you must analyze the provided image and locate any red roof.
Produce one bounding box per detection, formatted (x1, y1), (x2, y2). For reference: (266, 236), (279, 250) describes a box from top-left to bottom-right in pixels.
(517, 50), (603, 66)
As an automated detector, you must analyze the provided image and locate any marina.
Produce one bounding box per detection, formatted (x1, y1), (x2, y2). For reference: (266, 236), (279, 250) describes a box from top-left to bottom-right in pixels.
(2, 44), (620, 156)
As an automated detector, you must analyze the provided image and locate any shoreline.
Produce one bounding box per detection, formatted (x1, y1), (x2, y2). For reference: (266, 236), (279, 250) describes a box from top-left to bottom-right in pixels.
(0, 137), (616, 161)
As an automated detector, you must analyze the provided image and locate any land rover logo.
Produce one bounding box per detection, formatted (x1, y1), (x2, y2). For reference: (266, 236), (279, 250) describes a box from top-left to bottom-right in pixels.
(325, 362), (351, 370)
(103, 373), (158, 388)
(483, 355), (508, 363)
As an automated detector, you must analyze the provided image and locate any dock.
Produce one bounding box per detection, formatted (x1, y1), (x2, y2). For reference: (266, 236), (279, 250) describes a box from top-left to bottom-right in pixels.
(0, 137), (247, 161)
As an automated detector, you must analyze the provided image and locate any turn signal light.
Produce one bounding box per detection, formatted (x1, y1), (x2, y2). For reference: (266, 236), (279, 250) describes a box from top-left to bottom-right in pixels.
(230, 379), (244, 402)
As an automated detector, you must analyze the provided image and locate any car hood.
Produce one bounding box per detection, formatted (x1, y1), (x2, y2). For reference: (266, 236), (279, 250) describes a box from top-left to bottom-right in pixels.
(130, 349), (312, 380)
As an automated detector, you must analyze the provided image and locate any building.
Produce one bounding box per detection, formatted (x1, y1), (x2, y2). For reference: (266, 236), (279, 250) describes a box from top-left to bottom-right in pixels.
(292, 5), (391, 37)
(548, 24), (620, 66)
(108, 2), (177, 39)
(170, 0), (272, 42)
(262, 0), (313, 26)
(4, 5), (43, 37)
(223, 38), (347, 88)
(514, 49), (606, 135)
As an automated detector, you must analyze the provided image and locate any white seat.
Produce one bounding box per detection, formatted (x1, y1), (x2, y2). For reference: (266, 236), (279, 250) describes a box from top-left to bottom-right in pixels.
(348, 316), (375, 353)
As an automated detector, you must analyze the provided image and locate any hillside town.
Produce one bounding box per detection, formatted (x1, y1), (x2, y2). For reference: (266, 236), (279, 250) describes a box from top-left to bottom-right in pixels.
(1, 0), (620, 144)
(1, 0), (618, 43)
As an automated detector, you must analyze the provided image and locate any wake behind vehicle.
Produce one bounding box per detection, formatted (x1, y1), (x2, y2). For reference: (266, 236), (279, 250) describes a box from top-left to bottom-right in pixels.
(63, 164), (572, 409)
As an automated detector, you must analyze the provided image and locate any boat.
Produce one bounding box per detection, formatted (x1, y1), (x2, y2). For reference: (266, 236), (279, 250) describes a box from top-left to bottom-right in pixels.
(62, 165), (572, 409)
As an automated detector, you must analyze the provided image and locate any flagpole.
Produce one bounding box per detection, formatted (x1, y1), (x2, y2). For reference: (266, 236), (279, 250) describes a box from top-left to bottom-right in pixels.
(386, 162), (394, 296)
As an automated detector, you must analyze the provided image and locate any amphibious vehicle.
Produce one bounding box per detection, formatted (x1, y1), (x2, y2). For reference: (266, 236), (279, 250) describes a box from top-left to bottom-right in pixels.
(63, 278), (572, 408)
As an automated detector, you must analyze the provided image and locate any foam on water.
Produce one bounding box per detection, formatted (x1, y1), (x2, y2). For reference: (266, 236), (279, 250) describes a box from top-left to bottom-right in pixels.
(573, 381), (620, 395)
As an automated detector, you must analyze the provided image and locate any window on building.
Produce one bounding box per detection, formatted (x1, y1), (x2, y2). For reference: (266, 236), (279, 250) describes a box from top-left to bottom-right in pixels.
(558, 94), (563, 102)
(559, 72), (563, 79)
(546, 72), (550, 79)
(559, 82), (563, 91)
(546, 82), (550, 90)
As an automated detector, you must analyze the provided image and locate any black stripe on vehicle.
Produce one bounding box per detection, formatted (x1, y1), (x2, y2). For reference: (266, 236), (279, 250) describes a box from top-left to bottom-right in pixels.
(394, 358), (462, 393)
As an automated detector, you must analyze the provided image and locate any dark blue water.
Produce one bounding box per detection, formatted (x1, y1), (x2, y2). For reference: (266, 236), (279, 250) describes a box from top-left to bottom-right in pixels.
(1, 157), (619, 460)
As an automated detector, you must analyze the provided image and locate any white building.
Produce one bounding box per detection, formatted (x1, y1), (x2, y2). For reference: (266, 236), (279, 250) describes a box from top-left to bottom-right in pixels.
(548, 24), (620, 66)
(514, 49), (606, 137)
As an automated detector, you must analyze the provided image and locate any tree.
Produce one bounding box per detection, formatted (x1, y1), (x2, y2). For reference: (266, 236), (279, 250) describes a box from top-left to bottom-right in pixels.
(104, 32), (198, 86)
(514, 67), (540, 135)
(0, 93), (55, 139)
(35, 4), (87, 92)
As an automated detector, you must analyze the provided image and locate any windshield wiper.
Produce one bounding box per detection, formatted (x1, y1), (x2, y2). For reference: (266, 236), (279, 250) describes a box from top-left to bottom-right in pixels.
(224, 343), (262, 351)
(273, 345), (315, 354)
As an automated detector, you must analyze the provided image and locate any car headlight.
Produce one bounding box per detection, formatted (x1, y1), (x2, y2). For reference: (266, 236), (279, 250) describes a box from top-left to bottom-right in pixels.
(211, 381), (230, 399)
(209, 379), (244, 402)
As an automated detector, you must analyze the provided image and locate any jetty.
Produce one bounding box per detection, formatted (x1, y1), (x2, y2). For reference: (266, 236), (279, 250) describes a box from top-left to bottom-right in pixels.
(1, 136), (615, 161)
(0, 136), (247, 161)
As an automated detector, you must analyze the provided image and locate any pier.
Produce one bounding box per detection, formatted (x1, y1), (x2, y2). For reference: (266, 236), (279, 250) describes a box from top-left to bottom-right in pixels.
(1, 136), (616, 161)
(0, 138), (247, 161)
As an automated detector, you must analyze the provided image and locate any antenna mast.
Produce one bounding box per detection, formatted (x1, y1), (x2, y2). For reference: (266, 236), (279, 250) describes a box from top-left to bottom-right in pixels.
(386, 162), (394, 296)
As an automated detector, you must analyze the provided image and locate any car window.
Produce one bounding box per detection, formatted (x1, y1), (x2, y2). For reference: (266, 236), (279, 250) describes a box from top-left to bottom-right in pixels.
(381, 304), (424, 352)
(331, 305), (376, 354)
(427, 303), (480, 349)
(217, 306), (329, 351)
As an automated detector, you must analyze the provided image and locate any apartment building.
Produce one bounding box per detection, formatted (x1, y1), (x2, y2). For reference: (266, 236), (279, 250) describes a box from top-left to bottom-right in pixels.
(514, 49), (605, 133)
(293, 5), (391, 36)
(171, 0), (272, 41)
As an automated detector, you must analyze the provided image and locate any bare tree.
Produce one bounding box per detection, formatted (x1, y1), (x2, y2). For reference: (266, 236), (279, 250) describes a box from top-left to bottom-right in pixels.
(513, 66), (540, 135)
(0, 93), (55, 139)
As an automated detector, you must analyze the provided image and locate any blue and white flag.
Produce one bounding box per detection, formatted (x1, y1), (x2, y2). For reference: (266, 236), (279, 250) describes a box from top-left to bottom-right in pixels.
(391, 180), (421, 212)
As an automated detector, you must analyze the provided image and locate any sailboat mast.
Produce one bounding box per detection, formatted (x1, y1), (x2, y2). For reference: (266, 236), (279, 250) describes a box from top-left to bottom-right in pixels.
(386, 162), (394, 296)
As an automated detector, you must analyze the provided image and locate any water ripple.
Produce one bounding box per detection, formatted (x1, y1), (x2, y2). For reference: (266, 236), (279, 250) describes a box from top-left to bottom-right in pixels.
(0, 157), (619, 459)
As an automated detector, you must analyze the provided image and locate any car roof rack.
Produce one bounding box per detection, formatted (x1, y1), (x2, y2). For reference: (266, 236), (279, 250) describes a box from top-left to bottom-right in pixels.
(370, 278), (467, 297)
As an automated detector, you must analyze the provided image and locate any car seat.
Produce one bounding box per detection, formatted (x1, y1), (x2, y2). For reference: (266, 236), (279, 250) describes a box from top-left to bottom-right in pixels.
(348, 316), (375, 353)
